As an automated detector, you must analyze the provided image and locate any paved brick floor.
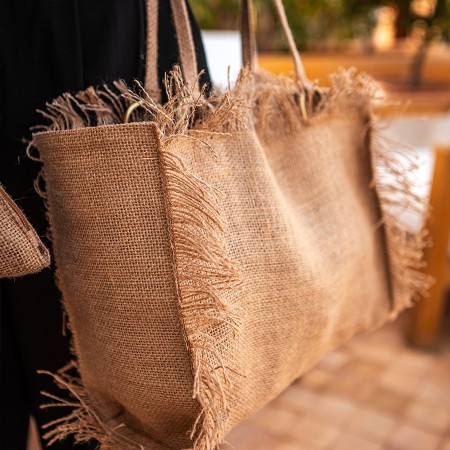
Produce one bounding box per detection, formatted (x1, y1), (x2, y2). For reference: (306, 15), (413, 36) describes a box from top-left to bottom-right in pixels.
(222, 310), (450, 450)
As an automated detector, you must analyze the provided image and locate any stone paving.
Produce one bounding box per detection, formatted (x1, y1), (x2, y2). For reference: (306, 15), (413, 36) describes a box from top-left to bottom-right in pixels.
(223, 310), (450, 450)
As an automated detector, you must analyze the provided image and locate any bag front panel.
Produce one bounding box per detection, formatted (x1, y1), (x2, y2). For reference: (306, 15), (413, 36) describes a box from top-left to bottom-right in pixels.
(166, 108), (392, 434)
(34, 123), (200, 448)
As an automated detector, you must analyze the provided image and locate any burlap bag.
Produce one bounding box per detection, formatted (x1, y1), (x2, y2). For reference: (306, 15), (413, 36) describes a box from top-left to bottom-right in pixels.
(0, 183), (50, 278)
(31, 1), (431, 448)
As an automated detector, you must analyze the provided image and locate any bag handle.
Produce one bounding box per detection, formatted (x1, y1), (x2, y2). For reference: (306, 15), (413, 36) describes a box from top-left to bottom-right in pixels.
(241, 0), (258, 73)
(143, 0), (309, 104)
(241, 0), (309, 85)
(144, 0), (160, 100)
(169, 0), (199, 91)
(144, 0), (199, 102)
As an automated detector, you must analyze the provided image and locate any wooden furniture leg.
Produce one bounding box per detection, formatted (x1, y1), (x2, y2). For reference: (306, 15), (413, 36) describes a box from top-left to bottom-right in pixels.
(409, 146), (450, 348)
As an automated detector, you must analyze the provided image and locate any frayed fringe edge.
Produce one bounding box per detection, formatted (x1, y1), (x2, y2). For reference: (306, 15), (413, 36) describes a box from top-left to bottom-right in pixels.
(32, 66), (380, 138)
(38, 363), (145, 450)
(33, 67), (249, 137)
(158, 148), (242, 450)
(372, 125), (434, 316)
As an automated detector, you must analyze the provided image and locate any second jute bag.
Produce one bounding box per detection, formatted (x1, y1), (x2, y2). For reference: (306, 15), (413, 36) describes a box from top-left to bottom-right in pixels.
(31, 1), (431, 448)
(0, 184), (50, 278)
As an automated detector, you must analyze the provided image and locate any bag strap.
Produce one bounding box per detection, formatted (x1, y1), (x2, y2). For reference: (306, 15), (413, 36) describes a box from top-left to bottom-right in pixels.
(144, 0), (309, 102)
(144, 0), (160, 100)
(241, 0), (309, 86)
(241, 0), (258, 72)
(144, 0), (199, 102)
(169, 0), (199, 93)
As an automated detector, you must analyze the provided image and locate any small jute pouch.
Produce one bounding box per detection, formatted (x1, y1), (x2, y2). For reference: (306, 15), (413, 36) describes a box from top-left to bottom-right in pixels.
(0, 183), (50, 278)
(30, 0), (431, 448)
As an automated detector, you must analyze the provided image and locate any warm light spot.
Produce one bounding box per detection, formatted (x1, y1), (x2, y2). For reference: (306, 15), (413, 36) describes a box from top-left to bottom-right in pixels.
(410, 0), (437, 18)
(372, 6), (397, 51)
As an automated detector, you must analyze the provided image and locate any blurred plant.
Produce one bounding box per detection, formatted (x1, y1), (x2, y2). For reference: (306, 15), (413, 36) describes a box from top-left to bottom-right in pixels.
(190, 0), (450, 86)
(190, 0), (239, 29)
(281, 0), (384, 49)
(391, 0), (450, 86)
(268, 0), (345, 50)
(190, 0), (383, 50)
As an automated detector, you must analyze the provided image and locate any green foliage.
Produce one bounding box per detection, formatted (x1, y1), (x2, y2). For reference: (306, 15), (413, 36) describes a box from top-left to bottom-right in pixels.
(280, 0), (348, 48)
(423, 0), (450, 42)
(190, 0), (382, 49)
(190, 0), (239, 29)
(189, 0), (450, 50)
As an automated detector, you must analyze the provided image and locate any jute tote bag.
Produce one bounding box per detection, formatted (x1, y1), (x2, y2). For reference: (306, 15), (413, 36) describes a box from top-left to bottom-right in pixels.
(31, 0), (431, 448)
(0, 184), (50, 278)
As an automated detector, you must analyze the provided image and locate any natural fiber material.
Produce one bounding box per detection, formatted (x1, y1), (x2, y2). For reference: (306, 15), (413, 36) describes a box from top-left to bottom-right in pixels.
(27, 1), (432, 447)
(0, 183), (50, 278)
(30, 64), (431, 449)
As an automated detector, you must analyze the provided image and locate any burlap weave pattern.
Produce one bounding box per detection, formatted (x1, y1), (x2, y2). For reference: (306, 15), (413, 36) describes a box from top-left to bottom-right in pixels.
(165, 93), (393, 431)
(20, 0), (434, 445)
(31, 65), (431, 450)
(35, 124), (200, 449)
(0, 184), (50, 278)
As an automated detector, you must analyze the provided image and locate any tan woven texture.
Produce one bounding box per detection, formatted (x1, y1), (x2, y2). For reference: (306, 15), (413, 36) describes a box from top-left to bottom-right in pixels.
(29, 1), (430, 449)
(31, 68), (430, 450)
(0, 184), (50, 278)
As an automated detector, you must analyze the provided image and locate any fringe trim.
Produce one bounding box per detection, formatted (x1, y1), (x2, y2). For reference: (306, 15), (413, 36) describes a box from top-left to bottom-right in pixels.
(157, 148), (241, 449)
(371, 125), (433, 315)
(33, 83), (129, 132)
(130, 68), (243, 449)
(33, 69), (249, 135)
(38, 363), (146, 450)
(229, 67), (384, 136)
(31, 65), (432, 449)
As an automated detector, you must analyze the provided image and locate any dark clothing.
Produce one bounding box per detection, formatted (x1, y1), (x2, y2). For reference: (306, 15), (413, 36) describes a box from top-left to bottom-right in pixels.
(0, 1), (210, 448)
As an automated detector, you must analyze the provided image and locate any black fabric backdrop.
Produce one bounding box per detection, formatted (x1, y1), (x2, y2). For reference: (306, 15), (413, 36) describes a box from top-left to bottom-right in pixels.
(0, 1), (210, 448)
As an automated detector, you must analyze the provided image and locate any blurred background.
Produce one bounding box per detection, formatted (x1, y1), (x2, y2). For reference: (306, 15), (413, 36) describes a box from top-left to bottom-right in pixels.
(193, 0), (450, 56)
(194, 0), (450, 99)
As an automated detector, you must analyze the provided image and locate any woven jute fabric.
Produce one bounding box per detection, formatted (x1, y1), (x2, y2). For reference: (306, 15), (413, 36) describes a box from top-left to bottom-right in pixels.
(0, 184), (50, 278)
(29, 1), (430, 448)
(31, 66), (431, 450)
